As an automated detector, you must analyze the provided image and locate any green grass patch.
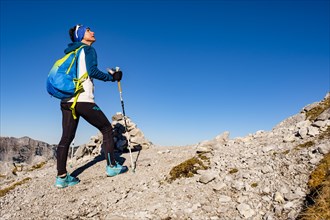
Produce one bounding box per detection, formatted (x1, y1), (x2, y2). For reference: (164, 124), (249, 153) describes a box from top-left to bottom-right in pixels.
(283, 150), (290, 154)
(229, 168), (238, 174)
(298, 152), (330, 220)
(295, 141), (315, 150)
(251, 183), (258, 188)
(28, 161), (47, 171)
(167, 154), (209, 183)
(0, 177), (32, 197)
(308, 153), (330, 189)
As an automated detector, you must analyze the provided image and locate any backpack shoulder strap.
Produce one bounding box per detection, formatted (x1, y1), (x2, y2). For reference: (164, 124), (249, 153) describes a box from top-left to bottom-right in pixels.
(68, 45), (88, 119)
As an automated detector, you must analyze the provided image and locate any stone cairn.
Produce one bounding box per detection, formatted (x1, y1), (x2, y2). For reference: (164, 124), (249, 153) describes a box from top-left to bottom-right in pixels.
(73, 113), (152, 160)
(112, 112), (152, 151)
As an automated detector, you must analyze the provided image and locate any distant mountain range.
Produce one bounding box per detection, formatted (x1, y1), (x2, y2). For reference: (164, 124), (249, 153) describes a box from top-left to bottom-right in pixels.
(0, 136), (56, 163)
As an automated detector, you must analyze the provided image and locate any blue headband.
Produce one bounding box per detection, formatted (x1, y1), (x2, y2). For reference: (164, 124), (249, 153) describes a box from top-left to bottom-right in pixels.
(73, 25), (87, 42)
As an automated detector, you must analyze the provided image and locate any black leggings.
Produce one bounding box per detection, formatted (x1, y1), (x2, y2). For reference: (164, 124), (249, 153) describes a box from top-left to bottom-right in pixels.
(57, 102), (115, 176)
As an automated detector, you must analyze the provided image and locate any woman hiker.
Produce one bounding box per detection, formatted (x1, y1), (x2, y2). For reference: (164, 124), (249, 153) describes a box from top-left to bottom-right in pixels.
(55, 24), (128, 188)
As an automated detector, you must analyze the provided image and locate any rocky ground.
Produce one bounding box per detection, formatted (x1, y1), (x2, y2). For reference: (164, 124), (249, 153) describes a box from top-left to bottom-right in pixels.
(0, 93), (329, 220)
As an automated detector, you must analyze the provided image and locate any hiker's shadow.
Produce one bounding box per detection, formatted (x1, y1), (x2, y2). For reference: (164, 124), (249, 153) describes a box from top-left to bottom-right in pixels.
(71, 152), (126, 178)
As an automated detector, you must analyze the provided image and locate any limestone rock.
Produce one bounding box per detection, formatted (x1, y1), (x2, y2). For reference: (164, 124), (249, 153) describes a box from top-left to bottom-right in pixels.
(318, 143), (330, 155)
(274, 192), (285, 203)
(198, 171), (216, 184)
(316, 108), (330, 121)
(237, 203), (255, 218)
(218, 195), (232, 203)
(215, 131), (230, 144)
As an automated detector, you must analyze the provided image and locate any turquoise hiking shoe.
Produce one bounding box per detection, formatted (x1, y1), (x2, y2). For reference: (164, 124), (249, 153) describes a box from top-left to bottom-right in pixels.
(55, 173), (80, 188)
(106, 162), (128, 177)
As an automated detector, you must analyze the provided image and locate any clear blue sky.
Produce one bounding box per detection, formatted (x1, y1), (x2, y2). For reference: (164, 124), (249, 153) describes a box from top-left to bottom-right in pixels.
(1, 0), (329, 146)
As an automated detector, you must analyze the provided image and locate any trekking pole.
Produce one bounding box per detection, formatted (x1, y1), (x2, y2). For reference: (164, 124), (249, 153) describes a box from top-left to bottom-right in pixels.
(117, 81), (135, 173)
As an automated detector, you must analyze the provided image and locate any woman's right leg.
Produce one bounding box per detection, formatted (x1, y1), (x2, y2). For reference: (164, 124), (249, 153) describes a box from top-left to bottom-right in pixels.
(75, 102), (116, 166)
(56, 102), (79, 176)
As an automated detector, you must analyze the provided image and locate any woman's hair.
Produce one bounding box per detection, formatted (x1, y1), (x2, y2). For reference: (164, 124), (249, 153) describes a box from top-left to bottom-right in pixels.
(69, 26), (76, 42)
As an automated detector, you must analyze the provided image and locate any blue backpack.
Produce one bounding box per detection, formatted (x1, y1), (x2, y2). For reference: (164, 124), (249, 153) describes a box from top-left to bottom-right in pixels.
(46, 45), (87, 119)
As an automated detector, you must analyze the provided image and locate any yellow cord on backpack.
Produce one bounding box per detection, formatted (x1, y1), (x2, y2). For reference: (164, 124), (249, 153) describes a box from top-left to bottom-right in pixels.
(70, 72), (88, 119)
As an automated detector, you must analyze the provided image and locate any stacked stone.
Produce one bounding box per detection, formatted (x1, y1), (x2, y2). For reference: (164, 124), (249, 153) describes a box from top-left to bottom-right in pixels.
(112, 112), (152, 151)
(73, 113), (152, 159)
(74, 133), (103, 160)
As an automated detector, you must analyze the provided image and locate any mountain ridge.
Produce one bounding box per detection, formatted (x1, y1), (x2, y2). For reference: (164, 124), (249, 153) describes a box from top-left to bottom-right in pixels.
(0, 92), (329, 219)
